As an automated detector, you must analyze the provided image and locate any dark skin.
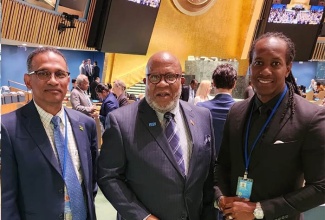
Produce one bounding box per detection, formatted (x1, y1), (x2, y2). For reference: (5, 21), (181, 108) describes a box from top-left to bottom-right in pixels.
(219, 36), (292, 220)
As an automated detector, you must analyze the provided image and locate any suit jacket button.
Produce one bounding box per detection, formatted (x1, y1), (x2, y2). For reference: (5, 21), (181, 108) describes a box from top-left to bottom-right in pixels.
(59, 213), (64, 219)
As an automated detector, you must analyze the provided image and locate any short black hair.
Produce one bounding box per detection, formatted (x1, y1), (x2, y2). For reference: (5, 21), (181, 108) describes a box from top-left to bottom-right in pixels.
(27, 47), (67, 72)
(190, 79), (198, 84)
(95, 83), (109, 93)
(72, 79), (76, 83)
(212, 63), (237, 89)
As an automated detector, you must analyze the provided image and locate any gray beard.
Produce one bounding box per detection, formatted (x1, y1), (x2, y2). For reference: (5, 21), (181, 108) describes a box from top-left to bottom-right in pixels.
(145, 86), (181, 113)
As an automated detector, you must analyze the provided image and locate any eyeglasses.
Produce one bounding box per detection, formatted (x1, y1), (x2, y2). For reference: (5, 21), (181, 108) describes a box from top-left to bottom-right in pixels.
(27, 70), (70, 81)
(147, 73), (181, 84)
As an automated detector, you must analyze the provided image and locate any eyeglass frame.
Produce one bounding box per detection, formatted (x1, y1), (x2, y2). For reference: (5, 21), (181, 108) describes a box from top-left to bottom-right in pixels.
(27, 69), (70, 81)
(146, 73), (182, 84)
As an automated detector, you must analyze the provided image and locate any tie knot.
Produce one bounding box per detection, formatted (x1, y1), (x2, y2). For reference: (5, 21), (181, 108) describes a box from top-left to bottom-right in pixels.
(51, 116), (61, 127)
(164, 112), (174, 121)
(258, 105), (269, 115)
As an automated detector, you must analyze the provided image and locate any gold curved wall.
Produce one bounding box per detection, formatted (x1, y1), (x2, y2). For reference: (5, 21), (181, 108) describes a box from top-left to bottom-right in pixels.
(106, 0), (257, 84)
(2, 0), (96, 50)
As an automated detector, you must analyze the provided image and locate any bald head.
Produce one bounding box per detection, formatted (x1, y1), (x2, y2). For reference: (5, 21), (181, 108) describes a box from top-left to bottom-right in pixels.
(144, 51), (183, 113)
(146, 51), (182, 75)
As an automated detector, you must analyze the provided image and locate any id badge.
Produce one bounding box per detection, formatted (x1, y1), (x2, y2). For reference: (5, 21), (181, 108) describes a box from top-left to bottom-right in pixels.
(236, 176), (253, 199)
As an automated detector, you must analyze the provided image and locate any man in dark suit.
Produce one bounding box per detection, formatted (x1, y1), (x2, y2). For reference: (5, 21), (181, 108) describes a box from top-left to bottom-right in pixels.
(1, 47), (98, 220)
(214, 32), (325, 220)
(97, 51), (216, 220)
(92, 61), (100, 80)
(197, 63), (237, 156)
(181, 79), (198, 104)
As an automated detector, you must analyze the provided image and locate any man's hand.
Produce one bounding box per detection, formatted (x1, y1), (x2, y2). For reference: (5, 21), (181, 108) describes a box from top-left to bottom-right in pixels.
(218, 196), (245, 211)
(222, 200), (256, 220)
(146, 215), (159, 220)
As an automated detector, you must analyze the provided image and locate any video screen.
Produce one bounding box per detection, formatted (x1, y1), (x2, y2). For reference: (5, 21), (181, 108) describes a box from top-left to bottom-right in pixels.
(128, 0), (161, 8)
(268, 4), (324, 24)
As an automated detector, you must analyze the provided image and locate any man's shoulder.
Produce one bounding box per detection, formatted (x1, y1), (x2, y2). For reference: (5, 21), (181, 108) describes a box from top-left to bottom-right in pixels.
(65, 108), (95, 124)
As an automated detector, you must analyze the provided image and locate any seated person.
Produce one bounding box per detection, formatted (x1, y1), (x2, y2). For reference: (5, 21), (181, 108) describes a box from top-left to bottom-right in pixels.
(112, 80), (129, 107)
(95, 83), (119, 128)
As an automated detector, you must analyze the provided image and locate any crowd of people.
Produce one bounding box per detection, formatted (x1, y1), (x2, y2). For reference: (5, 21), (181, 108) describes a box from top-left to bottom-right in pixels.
(268, 5), (324, 24)
(2, 32), (325, 220)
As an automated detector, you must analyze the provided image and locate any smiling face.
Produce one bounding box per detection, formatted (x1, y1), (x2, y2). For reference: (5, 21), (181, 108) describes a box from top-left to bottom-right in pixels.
(250, 37), (291, 103)
(145, 52), (183, 113)
(24, 51), (69, 115)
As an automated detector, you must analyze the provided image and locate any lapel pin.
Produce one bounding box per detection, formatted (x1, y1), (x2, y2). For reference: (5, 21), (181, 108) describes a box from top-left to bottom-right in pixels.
(190, 120), (195, 126)
(79, 125), (84, 131)
(149, 122), (156, 127)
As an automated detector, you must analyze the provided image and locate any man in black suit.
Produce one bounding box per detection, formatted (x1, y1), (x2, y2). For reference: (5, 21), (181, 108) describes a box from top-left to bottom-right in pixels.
(214, 32), (325, 220)
(97, 51), (216, 220)
(92, 61), (100, 80)
(181, 78), (198, 104)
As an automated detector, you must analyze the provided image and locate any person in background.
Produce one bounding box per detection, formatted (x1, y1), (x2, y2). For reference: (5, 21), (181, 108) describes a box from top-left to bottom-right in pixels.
(315, 82), (324, 93)
(90, 77), (100, 100)
(71, 78), (77, 91)
(194, 80), (211, 105)
(214, 32), (325, 220)
(70, 74), (97, 117)
(197, 63), (237, 156)
(308, 78), (317, 92)
(244, 81), (254, 99)
(112, 79), (129, 107)
(79, 59), (86, 75)
(181, 79), (198, 104)
(95, 83), (119, 128)
(1, 47), (98, 220)
(92, 61), (100, 80)
(97, 51), (216, 220)
(85, 59), (93, 93)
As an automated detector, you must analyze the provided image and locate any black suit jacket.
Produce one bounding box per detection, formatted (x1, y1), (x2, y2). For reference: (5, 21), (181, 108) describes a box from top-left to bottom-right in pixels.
(97, 99), (216, 220)
(215, 93), (325, 220)
(181, 85), (190, 101)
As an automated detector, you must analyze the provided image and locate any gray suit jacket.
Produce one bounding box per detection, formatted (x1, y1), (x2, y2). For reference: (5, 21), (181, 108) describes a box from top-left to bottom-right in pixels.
(97, 99), (216, 220)
(1, 101), (98, 220)
(70, 87), (93, 115)
(215, 93), (325, 220)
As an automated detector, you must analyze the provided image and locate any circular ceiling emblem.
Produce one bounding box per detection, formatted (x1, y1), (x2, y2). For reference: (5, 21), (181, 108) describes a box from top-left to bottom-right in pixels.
(173, 0), (217, 16)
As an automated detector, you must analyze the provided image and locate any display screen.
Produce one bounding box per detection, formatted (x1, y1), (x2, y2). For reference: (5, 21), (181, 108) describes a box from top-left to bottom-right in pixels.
(87, 0), (161, 55)
(268, 4), (324, 24)
(127, 0), (160, 8)
(255, 1), (325, 61)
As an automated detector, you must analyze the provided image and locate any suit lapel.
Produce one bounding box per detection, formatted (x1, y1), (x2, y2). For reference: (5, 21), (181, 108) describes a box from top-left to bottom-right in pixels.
(179, 101), (198, 179)
(250, 93), (291, 169)
(138, 99), (184, 177)
(65, 108), (89, 183)
(21, 102), (62, 175)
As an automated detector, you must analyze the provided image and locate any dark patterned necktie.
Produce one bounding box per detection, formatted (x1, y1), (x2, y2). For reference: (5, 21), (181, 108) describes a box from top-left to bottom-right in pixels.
(164, 112), (185, 175)
(51, 116), (87, 220)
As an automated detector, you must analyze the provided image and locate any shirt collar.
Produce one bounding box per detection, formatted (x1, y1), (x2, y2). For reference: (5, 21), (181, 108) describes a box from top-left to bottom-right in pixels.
(155, 101), (180, 124)
(34, 100), (65, 126)
(254, 89), (284, 114)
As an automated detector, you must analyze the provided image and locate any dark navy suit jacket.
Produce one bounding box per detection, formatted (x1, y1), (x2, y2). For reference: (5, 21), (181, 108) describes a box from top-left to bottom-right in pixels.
(197, 93), (235, 156)
(97, 99), (216, 220)
(1, 101), (98, 220)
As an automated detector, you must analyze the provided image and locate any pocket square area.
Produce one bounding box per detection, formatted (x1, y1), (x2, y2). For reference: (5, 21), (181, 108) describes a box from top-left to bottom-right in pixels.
(274, 140), (284, 144)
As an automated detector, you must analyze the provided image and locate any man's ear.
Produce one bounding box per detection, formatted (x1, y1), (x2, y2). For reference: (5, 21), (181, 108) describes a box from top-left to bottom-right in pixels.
(143, 78), (146, 84)
(286, 63), (293, 78)
(24, 74), (32, 90)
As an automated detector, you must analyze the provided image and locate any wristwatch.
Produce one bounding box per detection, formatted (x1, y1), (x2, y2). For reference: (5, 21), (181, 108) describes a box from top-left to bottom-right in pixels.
(253, 202), (264, 219)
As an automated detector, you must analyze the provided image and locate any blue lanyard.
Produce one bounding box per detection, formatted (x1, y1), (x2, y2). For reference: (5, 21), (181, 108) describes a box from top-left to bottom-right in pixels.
(62, 111), (68, 179)
(244, 86), (287, 178)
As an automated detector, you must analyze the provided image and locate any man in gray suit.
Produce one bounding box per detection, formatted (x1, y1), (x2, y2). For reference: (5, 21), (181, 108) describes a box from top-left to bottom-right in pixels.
(70, 74), (97, 117)
(97, 51), (216, 220)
